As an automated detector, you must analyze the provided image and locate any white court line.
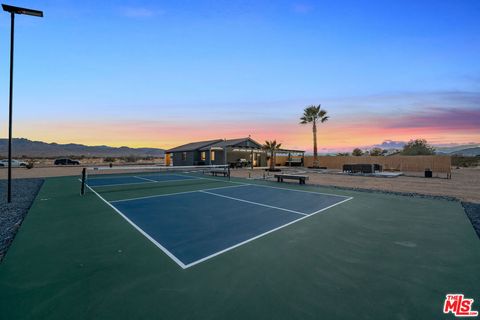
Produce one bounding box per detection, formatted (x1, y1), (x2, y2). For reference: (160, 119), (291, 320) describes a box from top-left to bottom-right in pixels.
(146, 173), (202, 181)
(308, 197), (354, 215)
(183, 195), (354, 268)
(85, 184), (188, 269)
(176, 174), (247, 185)
(199, 190), (308, 216)
(244, 182), (351, 199)
(88, 175), (204, 188)
(88, 180), (157, 188)
(110, 184), (250, 203)
(134, 176), (158, 182)
(86, 179), (354, 269)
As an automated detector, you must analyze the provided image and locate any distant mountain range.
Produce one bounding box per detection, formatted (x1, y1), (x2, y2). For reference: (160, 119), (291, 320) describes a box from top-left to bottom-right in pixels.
(437, 147), (480, 156)
(0, 138), (165, 158)
(373, 140), (480, 156)
(321, 141), (480, 156)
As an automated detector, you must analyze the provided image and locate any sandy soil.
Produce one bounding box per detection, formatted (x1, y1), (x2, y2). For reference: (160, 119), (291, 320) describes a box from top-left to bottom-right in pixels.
(230, 167), (480, 204)
(1, 165), (479, 203)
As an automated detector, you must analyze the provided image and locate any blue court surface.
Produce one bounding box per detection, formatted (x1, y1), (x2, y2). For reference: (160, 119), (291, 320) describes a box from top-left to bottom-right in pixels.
(87, 173), (199, 187)
(97, 183), (352, 268)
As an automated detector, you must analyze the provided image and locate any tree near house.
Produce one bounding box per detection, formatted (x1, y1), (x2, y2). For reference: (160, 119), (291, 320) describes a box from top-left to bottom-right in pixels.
(369, 147), (385, 156)
(300, 105), (329, 167)
(401, 139), (436, 155)
(352, 148), (364, 156)
(262, 140), (282, 171)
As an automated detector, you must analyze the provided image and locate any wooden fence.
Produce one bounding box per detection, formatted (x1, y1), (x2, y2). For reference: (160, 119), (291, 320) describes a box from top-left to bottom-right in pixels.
(275, 155), (452, 176)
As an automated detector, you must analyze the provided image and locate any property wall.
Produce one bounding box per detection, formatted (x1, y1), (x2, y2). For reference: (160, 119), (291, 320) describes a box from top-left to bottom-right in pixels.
(303, 155), (452, 174)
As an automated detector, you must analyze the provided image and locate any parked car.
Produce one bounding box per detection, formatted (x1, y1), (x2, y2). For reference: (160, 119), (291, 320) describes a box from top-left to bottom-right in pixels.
(54, 158), (80, 165)
(0, 159), (28, 167)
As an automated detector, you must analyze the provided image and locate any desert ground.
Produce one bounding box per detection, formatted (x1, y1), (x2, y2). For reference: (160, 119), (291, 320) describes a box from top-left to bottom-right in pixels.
(231, 167), (480, 203)
(1, 165), (479, 203)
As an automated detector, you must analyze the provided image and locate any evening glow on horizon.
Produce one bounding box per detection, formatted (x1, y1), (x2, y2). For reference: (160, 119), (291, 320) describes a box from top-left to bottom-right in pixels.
(0, 0), (478, 152)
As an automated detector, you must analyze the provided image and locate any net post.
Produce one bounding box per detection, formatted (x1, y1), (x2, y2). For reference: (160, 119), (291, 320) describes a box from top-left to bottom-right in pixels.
(80, 167), (86, 195)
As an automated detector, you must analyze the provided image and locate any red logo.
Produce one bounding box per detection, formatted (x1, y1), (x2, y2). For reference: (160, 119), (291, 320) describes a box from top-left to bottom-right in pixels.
(443, 294), (478, 317)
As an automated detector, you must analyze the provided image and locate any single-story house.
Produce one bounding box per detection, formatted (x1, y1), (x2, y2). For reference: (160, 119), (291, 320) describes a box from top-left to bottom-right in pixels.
(166, 137), (305, 168)
(165, 137), (268, 167)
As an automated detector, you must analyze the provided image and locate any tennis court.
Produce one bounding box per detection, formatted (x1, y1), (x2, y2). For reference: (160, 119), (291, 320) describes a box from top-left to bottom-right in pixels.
(84, 167), (352, 268)
(1, 168), (479, 320)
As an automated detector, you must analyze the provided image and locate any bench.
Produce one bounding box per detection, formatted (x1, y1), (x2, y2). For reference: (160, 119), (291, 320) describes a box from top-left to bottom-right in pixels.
(274, 174), (309, 185)
(208, 169), (229, 177)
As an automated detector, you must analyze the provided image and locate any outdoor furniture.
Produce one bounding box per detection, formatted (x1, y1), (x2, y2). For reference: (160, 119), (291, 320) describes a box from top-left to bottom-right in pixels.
(342, 164), (383, 174)
(208, 169), (229, 177)
(274, 174), (308, 184)
(285, 158), (303, 167)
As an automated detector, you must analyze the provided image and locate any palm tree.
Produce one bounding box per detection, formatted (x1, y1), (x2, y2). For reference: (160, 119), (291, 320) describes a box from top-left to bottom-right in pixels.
(300, 105), (329, 168)
(262, 140), (282, 171)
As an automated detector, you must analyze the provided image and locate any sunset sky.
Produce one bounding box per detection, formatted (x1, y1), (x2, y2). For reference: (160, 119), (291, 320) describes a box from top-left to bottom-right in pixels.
(0, 0), (478, 152)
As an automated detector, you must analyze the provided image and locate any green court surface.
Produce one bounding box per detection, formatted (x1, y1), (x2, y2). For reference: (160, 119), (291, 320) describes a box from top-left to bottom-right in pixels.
(0, 175), (479, 319)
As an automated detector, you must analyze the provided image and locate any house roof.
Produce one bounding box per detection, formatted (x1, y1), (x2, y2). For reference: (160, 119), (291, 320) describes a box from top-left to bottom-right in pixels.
(165, 139), (222, 153)
(166, 137), (264, 153)
(199, 137), (262, 150)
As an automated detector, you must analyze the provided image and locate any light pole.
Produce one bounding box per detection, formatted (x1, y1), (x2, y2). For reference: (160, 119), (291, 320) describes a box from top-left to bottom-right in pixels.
(2, 4), (43, 203)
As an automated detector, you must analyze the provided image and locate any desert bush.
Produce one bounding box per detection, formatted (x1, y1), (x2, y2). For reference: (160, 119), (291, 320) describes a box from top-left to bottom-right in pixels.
(26, 160), (34, 169)
(401, 139), (435, 155)
(452, 156), (480, 168)
(124, 155), (138, 163)
(352, 148), (363, 156)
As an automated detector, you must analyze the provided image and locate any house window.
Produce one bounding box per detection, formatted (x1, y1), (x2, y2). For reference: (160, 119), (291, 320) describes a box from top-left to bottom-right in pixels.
(210, 151), (215, 161)
(201, 151), (206, 161)
(182, 152), (187, 161)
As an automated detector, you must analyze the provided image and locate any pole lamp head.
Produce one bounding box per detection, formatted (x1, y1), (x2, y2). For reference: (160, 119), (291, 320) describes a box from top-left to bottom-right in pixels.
(2, 4), (43, 17)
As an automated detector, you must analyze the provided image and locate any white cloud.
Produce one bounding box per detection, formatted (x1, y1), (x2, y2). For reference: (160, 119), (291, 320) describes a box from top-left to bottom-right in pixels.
(119, 7), (164, 18)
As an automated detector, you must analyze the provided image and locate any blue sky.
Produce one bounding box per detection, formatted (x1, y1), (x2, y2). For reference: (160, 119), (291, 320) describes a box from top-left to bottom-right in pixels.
(0, 0), (478, 150)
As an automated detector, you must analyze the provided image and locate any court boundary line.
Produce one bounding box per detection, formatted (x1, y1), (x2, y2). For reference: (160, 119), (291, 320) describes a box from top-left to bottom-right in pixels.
(183, 195), (354, 268)
(88, 179), (158, 188)
(87, 174), (202, 188)
(199, 190), (308, 216)
(85, 184), (188, 269)
(244, 182), (351, 199)
(134, 176), (158, 182)
(87, 180), (354, 269)
(110, 184), (250, 203)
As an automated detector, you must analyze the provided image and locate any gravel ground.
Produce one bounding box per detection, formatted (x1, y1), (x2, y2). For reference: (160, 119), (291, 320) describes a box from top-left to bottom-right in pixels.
(462, 202), (480, 239)
(230, 167), (480, 203)
(0, 178), (44, 262)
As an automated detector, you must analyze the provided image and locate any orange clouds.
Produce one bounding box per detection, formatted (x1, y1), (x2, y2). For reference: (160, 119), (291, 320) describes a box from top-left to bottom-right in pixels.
(11, 108), (480, 153)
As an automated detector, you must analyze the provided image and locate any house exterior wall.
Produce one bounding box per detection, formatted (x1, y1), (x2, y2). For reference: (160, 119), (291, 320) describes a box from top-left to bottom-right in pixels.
(171, 151), (196, 166)
(170, 150), (226, 166)
(168, 138), (272, 167)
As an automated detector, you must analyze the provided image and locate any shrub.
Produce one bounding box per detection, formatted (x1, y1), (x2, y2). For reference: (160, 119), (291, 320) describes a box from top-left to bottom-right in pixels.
(369, 147), (385, 156)
(26, 160), (34, 169)
(124, 155), (138, 163)
(352, 148), (363, 156)
(452, 156), (480, 168)
(401, 139), (435, 155)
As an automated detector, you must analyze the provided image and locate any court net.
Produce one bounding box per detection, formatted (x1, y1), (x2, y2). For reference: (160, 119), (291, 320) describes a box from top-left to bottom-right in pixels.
(80, 165), (231, 196)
